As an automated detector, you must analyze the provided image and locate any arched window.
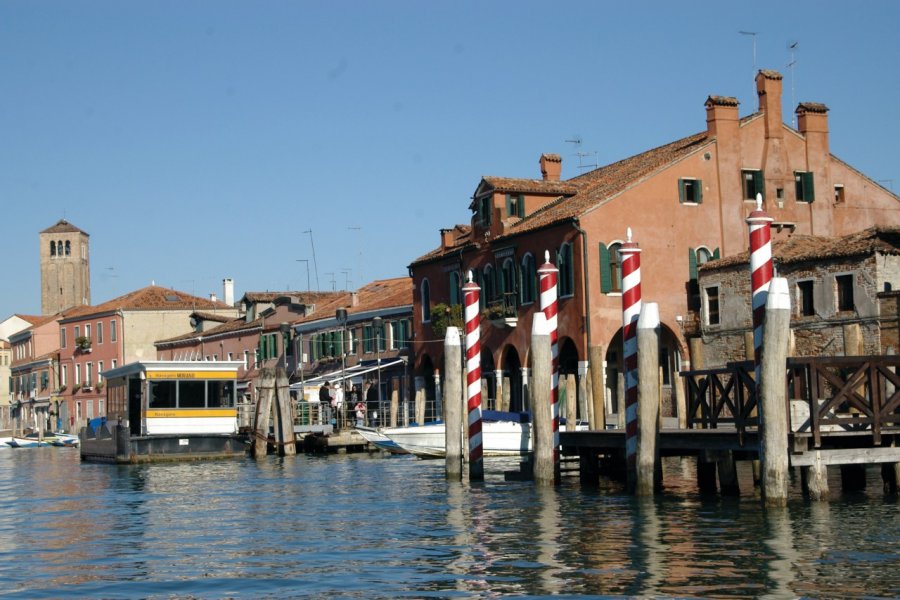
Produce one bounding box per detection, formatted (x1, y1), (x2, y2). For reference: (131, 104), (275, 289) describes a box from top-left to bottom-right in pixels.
(520, 253), (536, 304)
(449, 271), (461, 306)
(65, 241), (71, 256)
(557, 243), (574, 297)
(697, 247), (713, 265)
(420, 279), (431, 323)
(501, 258), (517, 306)
(50, 241), (56, 256)
(482, 264), (495, 304)
(57, 241), (63, 256)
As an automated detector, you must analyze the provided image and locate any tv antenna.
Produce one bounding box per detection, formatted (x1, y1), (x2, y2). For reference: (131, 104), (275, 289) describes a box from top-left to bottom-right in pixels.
(565, 136), (598, 171)
(787, 41), (799, 126)
(303, 229), (320, 291)
(739, 31), (759, 98)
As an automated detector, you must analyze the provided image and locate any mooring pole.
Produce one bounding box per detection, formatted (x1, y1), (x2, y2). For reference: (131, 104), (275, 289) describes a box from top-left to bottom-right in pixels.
(463, 271), (484, 481)
(760, 277), (791, 506)
(747, 193), (774, 381)
(275, 367), (296, 456)
(531, 312), (555, 485)
(444, 326), (463, 480)
(619, 228), (642, 492)
(636, 302), (660, 496)
(537, 251), (560, 470)
(253, 368), (275, 459)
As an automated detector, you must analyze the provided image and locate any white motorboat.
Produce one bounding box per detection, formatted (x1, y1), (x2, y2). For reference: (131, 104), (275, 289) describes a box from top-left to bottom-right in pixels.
(355, 426), (407, 454)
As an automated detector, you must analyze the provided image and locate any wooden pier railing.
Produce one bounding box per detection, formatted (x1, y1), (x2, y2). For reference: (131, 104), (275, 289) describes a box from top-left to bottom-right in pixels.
(680, 355), (900, 447)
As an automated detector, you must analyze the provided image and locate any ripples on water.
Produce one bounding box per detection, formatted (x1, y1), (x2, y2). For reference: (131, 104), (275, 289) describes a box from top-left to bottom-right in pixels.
(0, 448), (896, 598)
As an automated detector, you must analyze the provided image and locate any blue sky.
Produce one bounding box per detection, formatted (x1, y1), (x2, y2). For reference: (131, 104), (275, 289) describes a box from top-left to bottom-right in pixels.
(2, 1), (898, 320)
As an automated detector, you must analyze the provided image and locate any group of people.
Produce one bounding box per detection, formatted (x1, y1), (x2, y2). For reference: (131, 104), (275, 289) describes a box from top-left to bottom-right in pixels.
(317, 380), (381, 428)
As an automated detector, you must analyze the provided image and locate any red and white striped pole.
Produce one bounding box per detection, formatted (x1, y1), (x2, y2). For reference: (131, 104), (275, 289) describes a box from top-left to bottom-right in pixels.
(619, 228), (642, 487)
(537, 251), (560, 468)
(747, 193), (774, 382)
(463, 271), (484, 481)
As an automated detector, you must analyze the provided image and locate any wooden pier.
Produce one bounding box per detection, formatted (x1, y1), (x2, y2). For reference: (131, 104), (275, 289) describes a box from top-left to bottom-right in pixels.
(562, 354), (900, 498)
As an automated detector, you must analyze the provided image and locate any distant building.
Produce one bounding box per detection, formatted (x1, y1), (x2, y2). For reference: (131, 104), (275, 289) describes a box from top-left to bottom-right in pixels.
(694, 226), (900, 366)
(0, 314), (43, 430)
(9, 314), (63, 433)
(40, 219), (91, 315)
(408, 70), (900, 425)
(56, 285), (237, 432)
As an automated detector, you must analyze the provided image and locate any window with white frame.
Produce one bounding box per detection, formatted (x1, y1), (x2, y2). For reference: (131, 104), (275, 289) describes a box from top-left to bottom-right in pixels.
(420, 279), (431, 323)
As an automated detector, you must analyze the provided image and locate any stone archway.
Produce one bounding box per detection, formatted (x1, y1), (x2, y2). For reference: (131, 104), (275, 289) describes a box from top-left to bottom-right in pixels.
(558, 337), (585, 422)
(480, 348), (496, 410)
(500, 345), (524, 413)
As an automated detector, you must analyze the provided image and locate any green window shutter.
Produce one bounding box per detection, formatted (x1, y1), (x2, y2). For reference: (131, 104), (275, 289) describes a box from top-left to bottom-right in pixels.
(678, 179), (686, 203)
(754, 170), (765, 199)
(696, 179), (703, 204)
(505, 193), (512, 217)
(517, 195), (525, 218)
(713, 247), (720, 260)
(804, 172), (815, 202)
(599, 243), (612, 293)
(689, 247), (698, 280)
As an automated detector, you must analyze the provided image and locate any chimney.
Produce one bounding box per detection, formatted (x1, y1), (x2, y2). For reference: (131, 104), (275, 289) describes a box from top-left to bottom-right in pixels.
(223, 278), (234, 306)
(539, 153), (562, 181)
(756, 69), (784, 139)
(209, 293), (218, 303)
(705, 95), (740, 139)
(351, 292), (359, 307)
(796, 102), (830, 154)
(440, 228), (455, 250)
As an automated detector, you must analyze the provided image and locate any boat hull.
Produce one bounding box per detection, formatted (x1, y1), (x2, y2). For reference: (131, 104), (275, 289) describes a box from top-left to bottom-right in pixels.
(355, 426), (407, 454)
(383, 421), (533, 458)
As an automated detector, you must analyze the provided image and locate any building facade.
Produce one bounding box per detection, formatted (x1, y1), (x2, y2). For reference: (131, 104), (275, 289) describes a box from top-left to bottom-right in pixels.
(8, 315), (62, 433)
(40, 220), (91, 316)
(408, 70), (900, 426)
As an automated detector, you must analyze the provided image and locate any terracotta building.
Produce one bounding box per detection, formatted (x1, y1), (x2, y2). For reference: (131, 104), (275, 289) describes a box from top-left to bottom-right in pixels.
(56, 285), (237, 432)
(8, 314), (63, 433)
(695, 226), (900, 366)
(408, 70), (900, 425)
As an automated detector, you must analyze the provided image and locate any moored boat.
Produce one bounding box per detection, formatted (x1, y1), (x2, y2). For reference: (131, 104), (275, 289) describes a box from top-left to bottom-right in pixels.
(50, 432), (80, 447)
(355, 426), (408, 454)
(9, 433), (58, 448)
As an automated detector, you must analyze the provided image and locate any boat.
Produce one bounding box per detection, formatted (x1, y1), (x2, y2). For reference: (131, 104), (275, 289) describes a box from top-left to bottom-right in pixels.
(0, 437), (12, 448)
(377, 412), (586, 458)
(9, 433), (58, 448)
(355, 426), (408, 454)
(50, 432), (80, 447)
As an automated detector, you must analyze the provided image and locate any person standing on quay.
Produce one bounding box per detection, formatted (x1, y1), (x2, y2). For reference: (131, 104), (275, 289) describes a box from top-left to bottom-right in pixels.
(366, 380), (379, 427)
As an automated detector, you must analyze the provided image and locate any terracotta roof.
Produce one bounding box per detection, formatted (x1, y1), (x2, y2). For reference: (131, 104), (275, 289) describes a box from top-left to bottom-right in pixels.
(60, 285), (233, 321)
(241, 291), (343, 305)
(40, 219), (88, 235)
(479, 176), (578, 196)
(191, 311), (233, 323)
(157, 315), (263, 345)
(702, 226), (900, 271)
(293, 277), (413, 325)
(15, 314), (45, 326)
(796, 102), (829, 114)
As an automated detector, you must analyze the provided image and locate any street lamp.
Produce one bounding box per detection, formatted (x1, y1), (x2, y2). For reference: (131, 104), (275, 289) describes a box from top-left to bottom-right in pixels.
(372, 316), (383, 423)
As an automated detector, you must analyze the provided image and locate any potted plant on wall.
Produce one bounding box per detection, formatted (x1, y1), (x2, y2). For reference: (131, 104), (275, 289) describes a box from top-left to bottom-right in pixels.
(75, 336), (92, 352)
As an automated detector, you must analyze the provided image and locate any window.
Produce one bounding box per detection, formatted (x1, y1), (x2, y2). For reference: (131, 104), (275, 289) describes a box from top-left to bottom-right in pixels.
(834, 185), (845, 204)
(678, 178), (702, 204)
(391, 321), (400, 350)
(797, 280), (815, 316)
(57, 241), (63, 256)
(505, 194), (525, 218)
(85, 362), (93, 386)
(420, 279), (431, 323)
(742, 169), (765, 200)
(600, 242), (623, 294)
(60, 327), (67, 349)
(98, 361), (104, 382)
(85, 324), (91, 340)
(500, 258), (517, 307)
(86, 400), (93, 420)
(557, 243), (574, 297)
(62, 365), (68, 386)
(50, 241), (56, 256)
(479, 197), (492, 227)
(96, 322), (103, 344)
(795, 171), (815, 202)
(74, 325), (80, 339)
(149, 381), (176, 408)
(243, 350), (249, 369)
(65, 241), (71, 256)
(704, 286), (720, 326)
(111, 359), (117, 369)
(482, 265), (496, 303)
(836, 274), (854, 312)
(363, 325), (373, 353)
(110, 319), (117, 342)
(75, 364), (81, 385)
(449, 271), (461, 306)
(520, 253), (536, 304)
(76, 402), (81, 420)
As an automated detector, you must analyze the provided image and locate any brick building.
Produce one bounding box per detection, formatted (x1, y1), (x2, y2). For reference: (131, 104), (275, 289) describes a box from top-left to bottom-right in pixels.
(694, 226), (900, 366)
(408, 70), (900, 425)
(8, 315), (63, 433)
(40, 219), (91, 315)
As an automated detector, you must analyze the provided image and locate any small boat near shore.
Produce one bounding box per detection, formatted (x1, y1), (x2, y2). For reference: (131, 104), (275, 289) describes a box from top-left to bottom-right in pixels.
(355, 426), (407, 454)
(9, 433), (58, 448)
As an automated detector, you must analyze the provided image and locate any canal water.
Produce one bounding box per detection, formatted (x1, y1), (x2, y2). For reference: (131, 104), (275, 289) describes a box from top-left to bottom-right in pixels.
(0, 449), (897, 599)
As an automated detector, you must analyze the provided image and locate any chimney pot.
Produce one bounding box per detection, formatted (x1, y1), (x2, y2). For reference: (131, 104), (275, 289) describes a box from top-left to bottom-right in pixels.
(223, 278), (235, 306)
(351, 292), (359, 307)
(539, 153), (562, 181)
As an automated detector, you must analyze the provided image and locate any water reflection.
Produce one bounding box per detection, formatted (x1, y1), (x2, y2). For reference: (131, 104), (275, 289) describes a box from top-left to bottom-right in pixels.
(0, 451), (896, 598)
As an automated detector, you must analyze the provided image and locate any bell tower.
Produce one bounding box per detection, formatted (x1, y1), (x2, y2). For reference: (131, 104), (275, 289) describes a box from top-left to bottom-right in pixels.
(39, 220), (91, 315)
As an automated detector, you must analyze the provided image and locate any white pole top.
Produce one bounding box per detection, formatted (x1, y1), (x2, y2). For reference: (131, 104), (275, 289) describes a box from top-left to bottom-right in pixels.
(544, 250), (550, 263)
(626, 227), (633, 242)
(766, 277), (791, 310)
(756, 193), (763, 211)
(638, 302), (660, 329)
(532, 311), (550, 336)
(467, 270), (473, 283)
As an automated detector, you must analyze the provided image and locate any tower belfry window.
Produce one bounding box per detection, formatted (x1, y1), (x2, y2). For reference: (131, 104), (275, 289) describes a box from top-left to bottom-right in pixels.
(65, 241), (71, 256)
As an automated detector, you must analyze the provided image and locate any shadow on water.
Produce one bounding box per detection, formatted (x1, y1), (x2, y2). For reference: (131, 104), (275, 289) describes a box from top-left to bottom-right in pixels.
(0, 451), (896, 598)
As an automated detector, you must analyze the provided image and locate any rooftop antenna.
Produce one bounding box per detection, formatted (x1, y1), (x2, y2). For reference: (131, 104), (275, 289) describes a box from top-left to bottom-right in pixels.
(347, 226), (362, 289)
(296, 259), (310, 292)
(739, 31), (759, 98)
(303, 229), (320, 291)
(341, 268), (352, 291)
(787, 41), (799, 126)
(324, 272), (336, 291)
(565, 135), (598, 171)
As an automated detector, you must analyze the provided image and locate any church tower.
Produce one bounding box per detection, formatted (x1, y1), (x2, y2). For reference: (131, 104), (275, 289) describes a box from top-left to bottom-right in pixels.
(39, 220), (91, 315)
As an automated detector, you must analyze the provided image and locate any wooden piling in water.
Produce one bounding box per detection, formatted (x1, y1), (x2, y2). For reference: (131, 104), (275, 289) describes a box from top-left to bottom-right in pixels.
(589, 345), (606, 430)
(759, 277), (790, 507)
(274, 368), (296, 456)
(444, 326), (463, 480)
(801, 451), (830, 501)
(531, 312), (555, 486)
(636, 303), (660, 496)
(253, 369), (275, 459)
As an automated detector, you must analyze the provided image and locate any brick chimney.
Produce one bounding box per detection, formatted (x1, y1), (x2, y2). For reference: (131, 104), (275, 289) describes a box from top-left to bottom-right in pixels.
(351, 292), (359, 307)
(705, 95), (740, 139)
(539, 153), (562, 181)
(440, 228), (455, 249)
(796, 102), (830, 156)
(756, 70), (784, 140)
